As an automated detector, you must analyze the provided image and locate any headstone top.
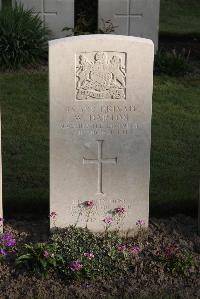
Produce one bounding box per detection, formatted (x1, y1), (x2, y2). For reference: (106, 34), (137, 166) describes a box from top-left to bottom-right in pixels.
(98, 0), (160, 51)
(49, 34), (154, 46)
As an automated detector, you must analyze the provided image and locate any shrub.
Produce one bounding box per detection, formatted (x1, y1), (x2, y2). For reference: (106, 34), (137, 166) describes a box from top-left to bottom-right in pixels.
(154, 48), (191, 76)
(50, 226), (140, 280)
(155, 244), (194, 274)
(16, 243), (64, 274)
(0, 4), (49, 70)
(63, 15), (116, 36)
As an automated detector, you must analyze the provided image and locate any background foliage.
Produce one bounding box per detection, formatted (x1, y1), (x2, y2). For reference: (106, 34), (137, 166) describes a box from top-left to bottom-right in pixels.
(0, 5), (49, 70)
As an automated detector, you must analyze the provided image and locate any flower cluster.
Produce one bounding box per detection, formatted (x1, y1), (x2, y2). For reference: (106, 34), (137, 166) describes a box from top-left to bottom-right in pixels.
(102, 206), (126, 231)
(103, 216), (113, 225)
(155, 244), (178, 259)
(117, 244), (126, 252)
(43, 250), (49, 258)
(117, 243), (141, 255)
(0, 232), (17, 257)
(1, 233), (16, 247)
(84, 201), (95, 209)
(136, 219), (145, 227)
(69, 251), (95, 273)
(84, 252), (94, 260)
(50, 211), (57, 220)
(114, 207), (125, 216)
(69, 260), (83, 271)
(130, 245), (141, 255)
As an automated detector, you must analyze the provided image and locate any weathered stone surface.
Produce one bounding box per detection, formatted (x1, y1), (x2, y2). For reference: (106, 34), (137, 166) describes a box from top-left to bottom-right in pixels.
(0, 110), (2, 233)
(49, 35), (154, 233)
(98, 0), (160, 51)
(13, 0), (74, 39)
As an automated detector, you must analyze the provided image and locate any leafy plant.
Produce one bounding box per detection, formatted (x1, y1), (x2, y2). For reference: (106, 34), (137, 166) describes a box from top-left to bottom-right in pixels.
(75, 0), (97, 33)
(0, 4), (49, 70)
(167, 252), (194, 274)
(16, 242), (64, 274)
(63, 15), (116, 36)
(51, 226), (140, 280)
(155, 244), (194, 274)
(154, 48), (191, 76)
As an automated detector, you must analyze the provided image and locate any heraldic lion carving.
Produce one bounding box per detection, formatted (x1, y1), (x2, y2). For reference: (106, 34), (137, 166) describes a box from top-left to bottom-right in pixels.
(76, 52), (126, 100)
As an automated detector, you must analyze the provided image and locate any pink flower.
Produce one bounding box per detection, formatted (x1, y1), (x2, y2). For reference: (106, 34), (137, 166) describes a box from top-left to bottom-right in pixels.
(114, 207), (125, 216)
(83, 252), (95, 260)
(130, 245), (141, 255)
(69, 260), (83, 271)
(84, 201), (95, 208)
(103, 216), (113, 225)
(50, 212), (57, 219)
(136, 219), (145, 227)
(117, 244), (126, 252)
(0, 249), (7, 256)
(43, 250), (49, 258)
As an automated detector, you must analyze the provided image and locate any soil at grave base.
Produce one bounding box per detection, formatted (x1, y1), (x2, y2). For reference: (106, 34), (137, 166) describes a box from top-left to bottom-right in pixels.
(0, 215), (199, 299)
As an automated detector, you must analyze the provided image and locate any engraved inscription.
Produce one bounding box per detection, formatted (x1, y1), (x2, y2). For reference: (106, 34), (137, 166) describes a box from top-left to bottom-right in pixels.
(61, 104), (138, 136)
(76, 52), (126, 101)
(83, 140), (117, 194)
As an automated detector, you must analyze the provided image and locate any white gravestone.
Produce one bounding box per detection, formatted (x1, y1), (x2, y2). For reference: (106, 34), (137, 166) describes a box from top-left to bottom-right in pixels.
(50, 35), (154, 233)
(13, 0), (74, 39)
(98, 0), (160, 51)
(0, 110), (2, 233)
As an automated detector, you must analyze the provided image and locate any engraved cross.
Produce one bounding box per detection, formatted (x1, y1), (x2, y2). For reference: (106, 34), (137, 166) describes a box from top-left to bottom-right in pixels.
(32, 0), (57, 23)
(83, 140), (117, 195)
(115, 0), (143, 35)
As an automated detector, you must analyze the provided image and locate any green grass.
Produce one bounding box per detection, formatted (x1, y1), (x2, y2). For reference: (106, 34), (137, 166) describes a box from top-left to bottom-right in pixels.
(0, 70), (199, 216)
(0, 70), (49, 215)
(160, 0), (200, 35)
(151, 75), (200, 215)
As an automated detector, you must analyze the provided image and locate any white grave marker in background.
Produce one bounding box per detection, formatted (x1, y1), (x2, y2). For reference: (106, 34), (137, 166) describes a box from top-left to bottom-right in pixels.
(13, 0), (74, 39)
(98, 0), (160, 50)
(50, 35), (154, 233)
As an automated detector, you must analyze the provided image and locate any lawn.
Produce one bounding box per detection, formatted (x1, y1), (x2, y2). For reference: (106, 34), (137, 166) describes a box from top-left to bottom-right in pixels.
(0, 70), (49, 215)
(160, 0), (200, 35)
(0, 71), (199, 216)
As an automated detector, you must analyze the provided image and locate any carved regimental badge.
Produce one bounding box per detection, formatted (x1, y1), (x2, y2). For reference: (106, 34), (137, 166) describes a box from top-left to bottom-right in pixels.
(76, 52), (126, 100)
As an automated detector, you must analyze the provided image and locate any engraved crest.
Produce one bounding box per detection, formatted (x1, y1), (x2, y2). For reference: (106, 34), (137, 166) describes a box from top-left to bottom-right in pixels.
(76, 52), (126, 100)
